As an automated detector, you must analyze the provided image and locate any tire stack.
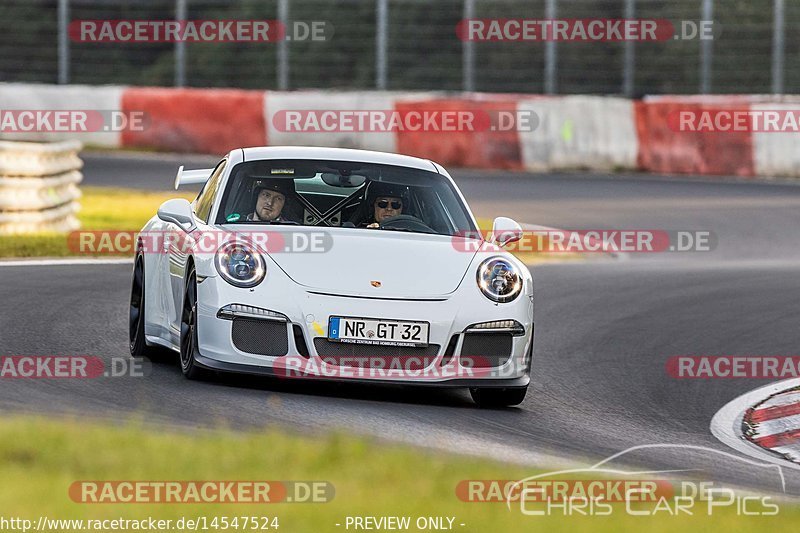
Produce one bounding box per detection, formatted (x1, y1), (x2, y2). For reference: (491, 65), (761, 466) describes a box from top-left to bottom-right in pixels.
(0, 140), (83, 234)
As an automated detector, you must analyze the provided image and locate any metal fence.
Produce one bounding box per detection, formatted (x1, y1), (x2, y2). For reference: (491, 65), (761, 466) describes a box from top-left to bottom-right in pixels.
(0, 0), (795, 95)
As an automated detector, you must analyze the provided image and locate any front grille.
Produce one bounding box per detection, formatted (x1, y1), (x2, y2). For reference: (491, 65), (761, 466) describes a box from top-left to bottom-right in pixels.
(231, 318), (289, 356)
(460, 333), (513, 368)
(313, 338), (440, 369)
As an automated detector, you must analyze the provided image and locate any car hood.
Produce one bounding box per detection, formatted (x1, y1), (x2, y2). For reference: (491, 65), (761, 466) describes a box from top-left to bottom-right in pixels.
(257, 228), (480, 299)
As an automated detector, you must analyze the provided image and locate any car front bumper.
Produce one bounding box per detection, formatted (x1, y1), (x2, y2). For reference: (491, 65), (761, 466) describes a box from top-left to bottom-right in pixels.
(193, 271), (534, 386)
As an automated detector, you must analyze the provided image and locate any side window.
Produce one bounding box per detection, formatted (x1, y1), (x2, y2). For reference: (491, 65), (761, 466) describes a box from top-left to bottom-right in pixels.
(194, 160), (227, 223)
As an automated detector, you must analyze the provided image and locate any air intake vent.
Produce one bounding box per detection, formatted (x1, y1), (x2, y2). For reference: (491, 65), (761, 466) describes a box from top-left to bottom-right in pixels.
(232, 318), (289, 356)
(460, 333), (513, 368)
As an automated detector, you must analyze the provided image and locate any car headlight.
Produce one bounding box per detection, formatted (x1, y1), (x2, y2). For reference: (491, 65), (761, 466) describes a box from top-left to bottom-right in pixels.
(477, 257), (522, 303)
(214, 241), (265, 288)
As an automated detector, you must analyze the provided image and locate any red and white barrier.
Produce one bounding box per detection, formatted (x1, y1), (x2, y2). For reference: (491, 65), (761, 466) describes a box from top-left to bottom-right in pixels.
(394, 94), (524, 170)
(752, 102), (800, 178)
(745, 387), (800, 464)
(121, 87), (266, 154)
(3, 83), (800, 179)
(518, 95), (637, 171)
(0, 83), (124, 148)
(634, 95), (755, 177)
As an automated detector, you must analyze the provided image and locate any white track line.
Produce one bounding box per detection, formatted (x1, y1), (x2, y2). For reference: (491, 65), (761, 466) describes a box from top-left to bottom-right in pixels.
(770, 443), (800, 463)
(0, 258), (132, 267)
(711, 378), (800, 471)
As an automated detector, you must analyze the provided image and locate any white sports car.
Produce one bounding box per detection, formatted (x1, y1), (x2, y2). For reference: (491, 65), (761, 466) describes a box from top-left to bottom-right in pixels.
(129, 146), (533, 406)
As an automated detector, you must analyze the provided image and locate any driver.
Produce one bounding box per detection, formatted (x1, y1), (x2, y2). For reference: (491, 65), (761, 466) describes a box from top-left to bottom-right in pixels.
(363, 182), (407, 228)
(246, 179), (294, 222)
(366, 196), (403, 228)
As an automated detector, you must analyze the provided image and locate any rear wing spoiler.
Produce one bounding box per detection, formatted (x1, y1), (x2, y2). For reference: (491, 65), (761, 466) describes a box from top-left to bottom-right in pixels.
(174, 165), (213, 190)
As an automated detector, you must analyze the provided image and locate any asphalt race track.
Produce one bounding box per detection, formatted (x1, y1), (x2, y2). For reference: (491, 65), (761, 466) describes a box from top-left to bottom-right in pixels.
(3, 151), (800, 496)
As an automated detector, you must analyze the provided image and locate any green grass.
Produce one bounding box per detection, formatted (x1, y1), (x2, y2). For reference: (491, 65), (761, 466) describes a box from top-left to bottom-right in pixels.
(0, 187), (193, 258)
(0, 417), (795, 532)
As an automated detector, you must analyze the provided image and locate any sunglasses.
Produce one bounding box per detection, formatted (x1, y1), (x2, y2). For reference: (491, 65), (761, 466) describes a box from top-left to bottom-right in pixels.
(377, 200), (402, 210)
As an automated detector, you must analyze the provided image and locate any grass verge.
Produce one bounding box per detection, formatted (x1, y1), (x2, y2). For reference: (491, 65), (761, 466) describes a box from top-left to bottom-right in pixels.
(0, 187), (193, 258)
(0, 417), (795, 532)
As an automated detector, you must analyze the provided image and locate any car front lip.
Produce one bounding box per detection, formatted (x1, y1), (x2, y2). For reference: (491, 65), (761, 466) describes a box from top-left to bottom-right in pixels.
(192, 351), (532, 389)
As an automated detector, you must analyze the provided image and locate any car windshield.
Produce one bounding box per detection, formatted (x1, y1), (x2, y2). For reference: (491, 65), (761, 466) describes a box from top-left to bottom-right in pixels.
(214, 159), (477, 236)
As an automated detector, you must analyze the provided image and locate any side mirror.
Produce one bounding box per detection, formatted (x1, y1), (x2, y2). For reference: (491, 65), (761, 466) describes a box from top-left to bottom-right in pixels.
(490, 216), (522, 247)
(157, 198), (196, 233)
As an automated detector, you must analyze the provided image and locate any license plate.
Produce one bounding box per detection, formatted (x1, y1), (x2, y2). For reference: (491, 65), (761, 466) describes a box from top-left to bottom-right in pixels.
(328, 317), (429, 347)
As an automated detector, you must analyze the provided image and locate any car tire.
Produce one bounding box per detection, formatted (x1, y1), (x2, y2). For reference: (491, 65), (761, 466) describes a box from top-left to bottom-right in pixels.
(129, 254), (158, 358)
(469, 386), (528, 408)
(179, 266), (207, 380)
